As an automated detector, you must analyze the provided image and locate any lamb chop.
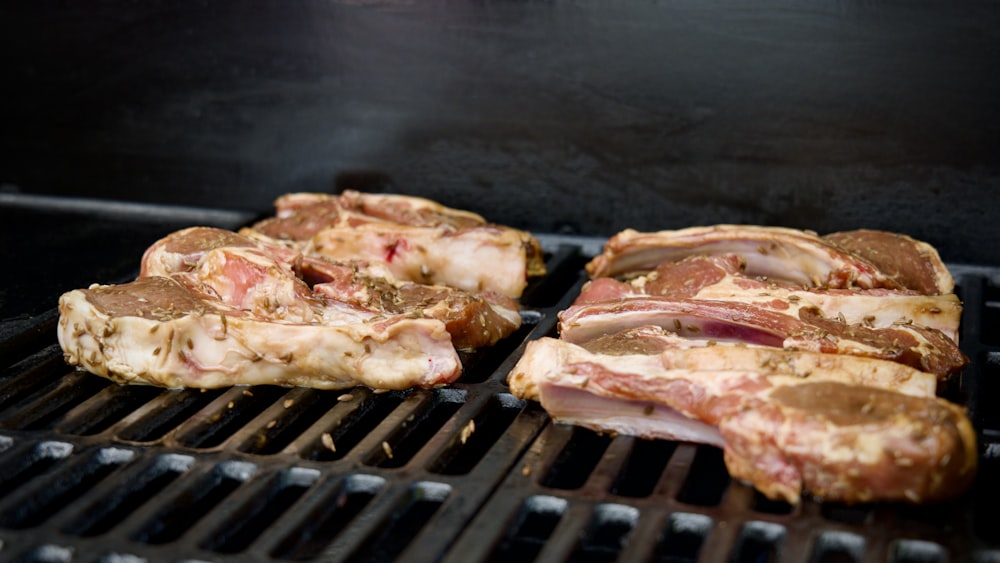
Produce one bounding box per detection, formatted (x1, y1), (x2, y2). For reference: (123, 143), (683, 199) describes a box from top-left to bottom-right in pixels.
(58, 276), (461, 390)
(508, 335), (977, 504)
(302, 257), (521, 350)
(59, 223), (523, 389)
(511, 326), (938, 401)
(585, 225), (953, 294)
(140, 226), (521, 350)
(243, 191), (546, 298)
(596, 254), (962, 342)
(557, 295), (967, 380)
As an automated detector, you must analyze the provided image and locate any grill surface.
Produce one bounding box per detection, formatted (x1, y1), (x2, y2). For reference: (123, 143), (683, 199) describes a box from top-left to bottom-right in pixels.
(1, 196), (999, 563)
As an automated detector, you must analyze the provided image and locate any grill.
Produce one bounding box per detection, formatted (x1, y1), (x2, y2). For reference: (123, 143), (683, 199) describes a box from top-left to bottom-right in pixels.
(1, 194), (999, 563)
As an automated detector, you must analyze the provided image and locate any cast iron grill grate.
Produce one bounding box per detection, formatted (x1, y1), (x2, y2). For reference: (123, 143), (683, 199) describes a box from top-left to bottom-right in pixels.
(0, 232), (998, 563)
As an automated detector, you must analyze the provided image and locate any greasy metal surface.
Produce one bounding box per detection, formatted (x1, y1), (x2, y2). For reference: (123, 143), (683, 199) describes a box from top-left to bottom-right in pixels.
(0, 230), (998, 562)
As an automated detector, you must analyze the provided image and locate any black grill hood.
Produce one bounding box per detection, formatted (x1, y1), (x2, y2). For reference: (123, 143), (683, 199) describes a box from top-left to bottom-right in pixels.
(2, 1), (1000, 265)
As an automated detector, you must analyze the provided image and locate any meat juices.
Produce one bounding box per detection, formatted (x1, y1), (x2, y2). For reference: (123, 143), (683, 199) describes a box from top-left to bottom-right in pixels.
(510, 224), (975, 504)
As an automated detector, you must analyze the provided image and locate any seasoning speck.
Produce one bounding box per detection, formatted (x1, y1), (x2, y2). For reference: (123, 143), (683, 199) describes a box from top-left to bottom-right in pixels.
(382, 441), (394, 459)
(337, 393), (354, 402)
(460, 420), (476, 444)
(284, 399), (295, 409)
(321, 432), (336, 452)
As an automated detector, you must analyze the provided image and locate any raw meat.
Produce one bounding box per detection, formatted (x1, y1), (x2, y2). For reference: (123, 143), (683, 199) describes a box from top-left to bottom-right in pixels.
(302, 257), (521, 350)
(590, 255), (962, 342)
(585, 225), (953, 294)
(58, 276), (461, 390)
(824, 229), (954, 295)
(509, 336), (976, 504)
(60, 212), (526, 389)
(243, 191), (546, 298)
(510, 328), (938, 403)
(557, 296), (966, 380)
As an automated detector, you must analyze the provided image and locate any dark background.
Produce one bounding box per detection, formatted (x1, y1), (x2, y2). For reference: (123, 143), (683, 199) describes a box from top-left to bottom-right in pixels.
(2, 0), (999, 265)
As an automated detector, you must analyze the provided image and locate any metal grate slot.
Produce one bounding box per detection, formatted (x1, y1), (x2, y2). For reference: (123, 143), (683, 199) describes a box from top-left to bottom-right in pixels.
(894, 502), (958, 531)
(173, 386), (288, 449)
(61, 453), (194, 537)
(520, 245), (591, 309)
(1, 371), (110, 431)
(345, 481), (452, 563)
(732, 521), (786, 563)
(364, 389), (465, 469)
(130, 460), (255, 544)
(541, 426), (613, 490)
(299, 389), (408, 462)
(675, 446), (730, 506)
(890, 539), (948, 563)
(236, 388), (337, 455)
(810, 531), (865, 563)
(486, 495), (567, 563)
(0, 447), (134, 529)
(429, 393), (525, 475)
(200, 467), (319, 554)
(458, 315), (540, 384)
(650, 512), (712, 563)
(113, 387), (226, 442)
(821, 503), (873, 526)
(980, 282), (1000, 346)
(0, 440), (73, 503)
(270, 474), (385, 561)
(0, 346), (67, 413)
(973, 455), (1000, 544)
(979, 352), (1000, 431)
(55, 384), (163, 436)
(610, 438), (676, 498)
(567, 504), (638, 563)
(751, 490), (794, 515)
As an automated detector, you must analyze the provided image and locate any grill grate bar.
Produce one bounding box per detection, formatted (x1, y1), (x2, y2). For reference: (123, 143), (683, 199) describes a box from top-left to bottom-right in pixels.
(362, 389), (466, 469)
(344, 481), (453, 563)
(54, 384), (164, 436)
(60, 453), (195, 537)
(290, 388), (406, 462)
(198, 466), (320, 555)
(111, 387), (226, 443)
(129, 459), (256, 545)
(265, 473), (386, 561)
(0, 447), (134, 530)
(0, 440), (74, 505)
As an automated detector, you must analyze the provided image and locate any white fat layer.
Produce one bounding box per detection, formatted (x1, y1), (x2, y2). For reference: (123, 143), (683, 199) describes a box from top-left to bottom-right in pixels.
(309, 225), (528, 298)
(58, 289), (460, 390)
(596, 226), (882, 288)
(685, 276), (961, 342)
(507, 337), (935, 403)
(538, 382), (725, 448)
